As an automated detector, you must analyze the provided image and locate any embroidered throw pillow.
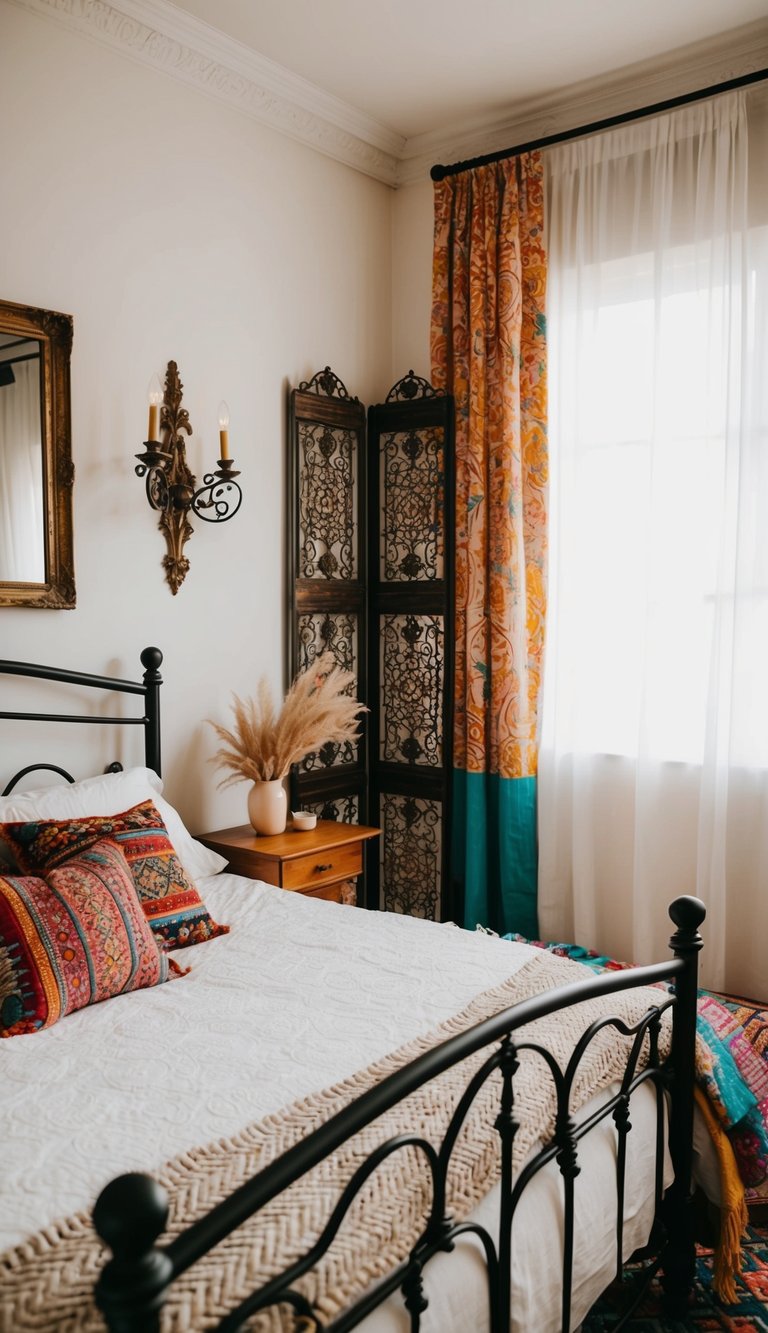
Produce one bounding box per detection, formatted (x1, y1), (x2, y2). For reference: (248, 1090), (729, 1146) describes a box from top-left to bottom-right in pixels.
(0, 800), (229, 950)
(0, 766), (227, 880)
(0, 839), (170, 1037)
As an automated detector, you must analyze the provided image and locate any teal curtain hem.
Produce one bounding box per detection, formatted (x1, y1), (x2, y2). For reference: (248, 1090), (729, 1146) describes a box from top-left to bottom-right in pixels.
(452, 769), (538, 938)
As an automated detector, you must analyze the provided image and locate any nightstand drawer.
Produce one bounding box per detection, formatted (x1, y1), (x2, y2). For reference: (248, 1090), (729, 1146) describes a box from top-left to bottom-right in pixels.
(301, 882), (344, 903)
(197, 822), (380, 908)
(282, 843), (362, 891)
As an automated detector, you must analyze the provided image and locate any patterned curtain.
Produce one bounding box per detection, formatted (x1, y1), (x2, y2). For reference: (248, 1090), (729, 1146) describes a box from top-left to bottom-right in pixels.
(430, 154), (547, 936)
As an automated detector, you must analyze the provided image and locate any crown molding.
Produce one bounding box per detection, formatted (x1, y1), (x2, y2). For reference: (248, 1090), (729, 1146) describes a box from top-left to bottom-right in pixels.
(398, 17), (768, 185)
(9, 0), (404, 185)
(10, 0), (768, 190)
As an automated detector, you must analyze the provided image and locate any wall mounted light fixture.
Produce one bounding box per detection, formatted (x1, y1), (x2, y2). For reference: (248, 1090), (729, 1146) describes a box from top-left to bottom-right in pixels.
(135, 360), (242, 595)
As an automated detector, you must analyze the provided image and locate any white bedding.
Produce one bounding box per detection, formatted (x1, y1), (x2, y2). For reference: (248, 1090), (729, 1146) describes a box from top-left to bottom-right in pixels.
(1, 873), (671, 1331)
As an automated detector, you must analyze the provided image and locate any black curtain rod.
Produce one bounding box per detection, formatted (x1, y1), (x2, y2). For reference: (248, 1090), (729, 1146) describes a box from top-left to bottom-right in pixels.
(431, 65), (768, 181)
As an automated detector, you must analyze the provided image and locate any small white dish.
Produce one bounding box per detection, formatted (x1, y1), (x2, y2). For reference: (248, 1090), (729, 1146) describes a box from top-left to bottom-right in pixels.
(292, 810), (317, 831)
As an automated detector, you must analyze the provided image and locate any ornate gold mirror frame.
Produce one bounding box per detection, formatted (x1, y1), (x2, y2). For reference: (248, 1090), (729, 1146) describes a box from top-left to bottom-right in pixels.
(0, 298), (75, 608)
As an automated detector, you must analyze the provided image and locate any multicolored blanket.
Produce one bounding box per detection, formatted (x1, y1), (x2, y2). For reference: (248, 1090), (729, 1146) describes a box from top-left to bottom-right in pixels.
(504, 934), (768, 1202)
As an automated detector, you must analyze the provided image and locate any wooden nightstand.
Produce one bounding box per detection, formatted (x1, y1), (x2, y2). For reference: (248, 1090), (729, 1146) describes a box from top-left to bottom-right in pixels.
(198, 821), (381, 905)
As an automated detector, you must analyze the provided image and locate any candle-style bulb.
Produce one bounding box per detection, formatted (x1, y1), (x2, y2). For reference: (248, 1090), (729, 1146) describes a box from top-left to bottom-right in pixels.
(147, 374), (163, 441)
(218, 400), (231, 460)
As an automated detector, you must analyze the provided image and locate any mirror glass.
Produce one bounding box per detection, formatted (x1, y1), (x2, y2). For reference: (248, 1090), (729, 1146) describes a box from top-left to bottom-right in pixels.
(0, 333), (45, 582)
(0, 300), (75, 608)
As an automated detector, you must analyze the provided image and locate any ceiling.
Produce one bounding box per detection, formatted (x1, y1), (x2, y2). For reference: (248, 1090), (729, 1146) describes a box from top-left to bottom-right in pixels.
(165, 0), (768, 140)
(25, 0), (768, 185)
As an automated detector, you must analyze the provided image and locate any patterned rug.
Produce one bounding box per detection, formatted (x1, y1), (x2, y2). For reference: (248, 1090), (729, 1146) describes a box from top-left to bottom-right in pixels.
(583, 1224), (768, 1330)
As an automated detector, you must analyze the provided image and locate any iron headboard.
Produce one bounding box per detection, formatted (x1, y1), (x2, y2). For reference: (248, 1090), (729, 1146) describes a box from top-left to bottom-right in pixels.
(0, 646), (163, 795)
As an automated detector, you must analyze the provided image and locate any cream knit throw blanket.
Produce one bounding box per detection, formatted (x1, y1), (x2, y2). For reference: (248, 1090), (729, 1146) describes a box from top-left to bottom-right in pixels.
(1, 952), (672, 1332)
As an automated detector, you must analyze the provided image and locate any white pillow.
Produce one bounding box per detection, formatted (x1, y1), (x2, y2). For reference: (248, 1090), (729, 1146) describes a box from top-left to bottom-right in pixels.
(0, 766), (226, 881)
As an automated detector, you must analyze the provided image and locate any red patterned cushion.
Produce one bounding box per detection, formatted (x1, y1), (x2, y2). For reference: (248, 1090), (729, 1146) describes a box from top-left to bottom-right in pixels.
(0, 839), (170, 1037)
(0, 801), (229, 950)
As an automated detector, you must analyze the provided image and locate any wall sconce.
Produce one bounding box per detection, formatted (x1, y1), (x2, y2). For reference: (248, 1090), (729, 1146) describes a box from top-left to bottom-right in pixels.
(135, 361), (242, 594)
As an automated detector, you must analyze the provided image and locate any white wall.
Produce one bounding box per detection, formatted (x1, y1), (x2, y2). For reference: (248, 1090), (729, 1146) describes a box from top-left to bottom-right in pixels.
(391, 177), (434, 381)
(0, 3), (393, 835)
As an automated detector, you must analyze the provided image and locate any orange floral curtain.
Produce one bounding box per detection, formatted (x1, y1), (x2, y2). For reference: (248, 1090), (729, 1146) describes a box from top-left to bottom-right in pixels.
(431, 154), (547, 935)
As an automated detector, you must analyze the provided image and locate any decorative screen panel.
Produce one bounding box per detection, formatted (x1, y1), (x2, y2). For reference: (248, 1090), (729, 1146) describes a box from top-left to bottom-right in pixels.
(297, 611), (360, 772)
(380, 614), (443, 767)
(381, 427), (445, 582)
(368, 373), (455, 919)
(289, 369), (367, 833)
(297, 611), (358, 676)
(379, 792), (441, 918)
(299, 422), (358, 580)
(303, 793), (360, 824)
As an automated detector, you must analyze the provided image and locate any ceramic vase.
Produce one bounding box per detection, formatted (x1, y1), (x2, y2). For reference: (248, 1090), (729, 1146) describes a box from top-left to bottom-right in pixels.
(247, 779), (288, 836)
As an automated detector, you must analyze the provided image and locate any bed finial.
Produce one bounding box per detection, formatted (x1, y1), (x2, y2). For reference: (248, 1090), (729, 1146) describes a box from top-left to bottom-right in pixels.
(93, 1172), (172, 1332)
(140, 646), (163, 674)
(667, 895), (706, 951)
(140, 647), (163, 778)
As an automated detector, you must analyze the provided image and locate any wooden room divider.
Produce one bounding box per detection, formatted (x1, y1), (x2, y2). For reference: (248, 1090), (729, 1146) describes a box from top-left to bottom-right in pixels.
(288, 368), (454, 919)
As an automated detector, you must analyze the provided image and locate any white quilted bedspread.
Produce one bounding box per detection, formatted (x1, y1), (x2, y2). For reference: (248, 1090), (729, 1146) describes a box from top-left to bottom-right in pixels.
(1, 873), (536, 1250)
(2, 874), (675, 1332)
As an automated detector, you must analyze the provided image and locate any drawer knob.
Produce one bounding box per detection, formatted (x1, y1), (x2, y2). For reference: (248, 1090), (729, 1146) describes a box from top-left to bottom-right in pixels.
(314, 862), (333, 873)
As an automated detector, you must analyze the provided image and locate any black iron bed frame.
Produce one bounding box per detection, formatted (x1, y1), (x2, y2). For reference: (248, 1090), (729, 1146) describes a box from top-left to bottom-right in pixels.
(0, 646), (163, 794)
(0, 647), (706, 1333)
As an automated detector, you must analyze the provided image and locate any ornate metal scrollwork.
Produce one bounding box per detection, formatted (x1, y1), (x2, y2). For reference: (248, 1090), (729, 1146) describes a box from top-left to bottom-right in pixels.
(298, 422), (357, 580)
(139, 456), (170, 512)
(289, 366), (367, 836)
(298, 611), (357, 676)
(381, 615), (443, 767)
(385, 370), (437, 403)
(366, 376), (454, 917)
(298, 365), (359, 401)
(134, 361), (242, 594)
(190, 464), (243, 524)
(381, 428), (445, 581)
(380, 792), (442, 918)
(304, 794), (360, 824)
(297, 611), (359, 771)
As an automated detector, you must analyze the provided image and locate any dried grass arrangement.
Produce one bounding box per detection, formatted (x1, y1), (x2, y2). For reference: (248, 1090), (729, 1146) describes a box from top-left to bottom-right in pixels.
(209, 653), (365, 787)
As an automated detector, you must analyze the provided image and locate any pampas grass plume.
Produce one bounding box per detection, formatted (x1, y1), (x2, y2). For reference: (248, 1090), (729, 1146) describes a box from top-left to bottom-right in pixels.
(209, 653), (365, 786)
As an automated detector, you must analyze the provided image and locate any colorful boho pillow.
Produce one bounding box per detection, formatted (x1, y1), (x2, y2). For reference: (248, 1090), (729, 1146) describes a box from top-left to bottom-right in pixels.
(0, 766), (227, 880)
(0, 839), (170, 1037)
(0, 800), (229, 951)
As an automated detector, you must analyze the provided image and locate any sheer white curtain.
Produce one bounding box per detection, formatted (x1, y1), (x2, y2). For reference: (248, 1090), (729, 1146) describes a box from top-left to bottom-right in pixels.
(0, 359), (45, 581)
(538, 91), (768, 994)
